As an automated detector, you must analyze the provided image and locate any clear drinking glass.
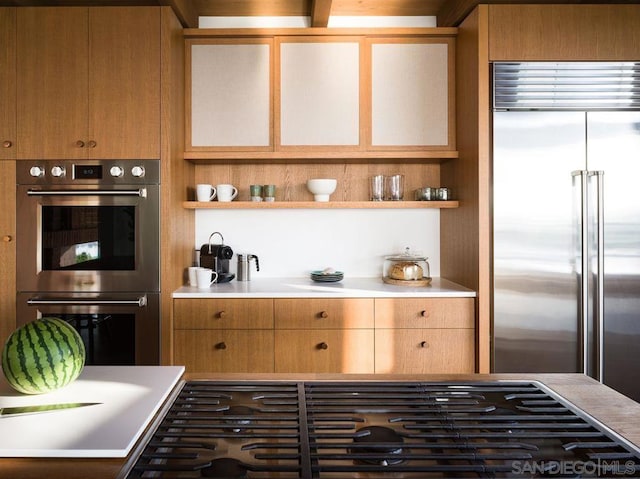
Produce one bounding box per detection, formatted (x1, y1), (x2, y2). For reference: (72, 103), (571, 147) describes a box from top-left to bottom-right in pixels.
(385, 174), (404, 201)
(370, 175), (385, 201)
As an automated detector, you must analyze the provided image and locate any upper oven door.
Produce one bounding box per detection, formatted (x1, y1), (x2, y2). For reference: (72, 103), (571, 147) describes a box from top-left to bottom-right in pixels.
(16, 183), (159, 293)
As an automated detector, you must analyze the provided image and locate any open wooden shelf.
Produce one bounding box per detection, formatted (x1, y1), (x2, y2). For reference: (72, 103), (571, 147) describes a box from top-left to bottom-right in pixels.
(183, 200), (459, 209)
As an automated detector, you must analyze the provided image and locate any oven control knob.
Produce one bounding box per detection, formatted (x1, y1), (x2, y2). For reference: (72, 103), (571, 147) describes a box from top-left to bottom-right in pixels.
(131, 166), (145, 178)
(29, 166), (45, 178)
(50, 166), (65, 178)
(110, 166), (124, 178)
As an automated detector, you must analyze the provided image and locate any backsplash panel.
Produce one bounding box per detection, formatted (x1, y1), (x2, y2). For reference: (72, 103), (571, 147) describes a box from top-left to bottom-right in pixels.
(195, 209), (440, 278)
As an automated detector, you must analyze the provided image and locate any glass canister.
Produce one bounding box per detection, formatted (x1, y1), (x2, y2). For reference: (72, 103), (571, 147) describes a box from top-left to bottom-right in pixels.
(382, 247), (431, 285)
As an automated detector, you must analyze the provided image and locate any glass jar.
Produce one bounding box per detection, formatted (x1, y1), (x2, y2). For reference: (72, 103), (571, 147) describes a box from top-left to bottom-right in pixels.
(382, 247), (430, 283)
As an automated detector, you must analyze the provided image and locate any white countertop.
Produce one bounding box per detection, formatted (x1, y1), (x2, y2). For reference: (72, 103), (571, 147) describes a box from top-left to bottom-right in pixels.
(0, 366), (184, 458)
(173, 277), (475, 298)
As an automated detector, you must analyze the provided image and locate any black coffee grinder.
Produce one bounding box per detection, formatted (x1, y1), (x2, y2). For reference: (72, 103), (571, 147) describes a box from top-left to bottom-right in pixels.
(199, 231), (235, 283)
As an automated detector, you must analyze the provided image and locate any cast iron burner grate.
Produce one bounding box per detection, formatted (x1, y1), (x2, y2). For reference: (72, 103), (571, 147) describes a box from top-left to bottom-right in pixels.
(123, 381), (640, 478)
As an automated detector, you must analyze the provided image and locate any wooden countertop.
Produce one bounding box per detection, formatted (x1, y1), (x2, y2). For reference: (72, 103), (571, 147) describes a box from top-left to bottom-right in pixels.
(2, 373), (639, 479)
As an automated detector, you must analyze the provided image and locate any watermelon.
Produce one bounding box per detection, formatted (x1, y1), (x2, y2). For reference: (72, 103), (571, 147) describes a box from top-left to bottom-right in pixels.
(2, 317), (85, 395)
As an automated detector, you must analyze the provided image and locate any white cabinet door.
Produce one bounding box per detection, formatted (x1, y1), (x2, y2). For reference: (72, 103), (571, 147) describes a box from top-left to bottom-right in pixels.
(189, 40), (272, 149)
(370, 39), (452, 148)
(278, 39), (361, 147)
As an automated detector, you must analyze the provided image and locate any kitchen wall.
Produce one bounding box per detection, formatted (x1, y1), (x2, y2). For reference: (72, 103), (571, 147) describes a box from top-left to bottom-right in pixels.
(195, 209), (440, 278)
(191, 15), (443, 281)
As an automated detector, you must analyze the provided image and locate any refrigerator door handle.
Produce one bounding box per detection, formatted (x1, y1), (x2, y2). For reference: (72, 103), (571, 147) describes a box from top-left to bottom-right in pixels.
(572, 170), (589, 375)
(589, 170), (605, 383)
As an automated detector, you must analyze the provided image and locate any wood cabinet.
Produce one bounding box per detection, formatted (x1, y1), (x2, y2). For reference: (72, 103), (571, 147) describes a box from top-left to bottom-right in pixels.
(184, 29), (457, 161)
(375, 328), (474, 374)
(0, 161), (16, 347)
(374, 298), (475, 374)
(277, 37), (362, 149)
(173, 296), (474, 374)
(368, 37), (455, 150)
(173, 298), (274, 372)
(16, 7), (160, 160)
(175, 330), (274, 373)
(275, 329), (375, 373)
(0, 8), (15, 160)
(187, 39), (272, 150)
(274, 298), (374, 373)
(274, 298), (374, 329)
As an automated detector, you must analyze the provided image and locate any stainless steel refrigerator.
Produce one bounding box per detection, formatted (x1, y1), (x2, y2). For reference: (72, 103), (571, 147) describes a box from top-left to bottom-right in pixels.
(492, 62), (640, 402)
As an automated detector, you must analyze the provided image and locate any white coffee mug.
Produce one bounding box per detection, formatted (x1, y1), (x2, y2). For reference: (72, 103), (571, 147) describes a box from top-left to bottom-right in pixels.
(216, 184), (238, 202)
(195, 268), (218, 289)
(187, 266), (200, 286)
(196, 184), (216, 202)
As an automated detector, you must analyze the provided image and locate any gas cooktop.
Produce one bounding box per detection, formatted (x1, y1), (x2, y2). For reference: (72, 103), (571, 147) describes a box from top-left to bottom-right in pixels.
(121, 380), (640, 478)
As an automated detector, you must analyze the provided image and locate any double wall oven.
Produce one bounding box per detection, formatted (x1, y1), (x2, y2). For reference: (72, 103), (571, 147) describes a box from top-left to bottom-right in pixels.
(16, 160), (160, 365)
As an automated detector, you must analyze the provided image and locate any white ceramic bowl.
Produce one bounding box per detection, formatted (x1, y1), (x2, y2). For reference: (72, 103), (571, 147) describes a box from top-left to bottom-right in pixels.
(306, 179), (337, 202)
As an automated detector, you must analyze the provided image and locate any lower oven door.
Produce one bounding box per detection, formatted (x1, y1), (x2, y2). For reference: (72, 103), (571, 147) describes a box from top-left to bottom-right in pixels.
(17, 292), (159, 365)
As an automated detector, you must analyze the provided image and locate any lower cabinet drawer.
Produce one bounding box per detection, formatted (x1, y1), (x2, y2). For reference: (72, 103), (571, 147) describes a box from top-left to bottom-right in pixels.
(275, 329), (374, 373)
(174, 330), (274, 373)
(375, 329), (475, 374)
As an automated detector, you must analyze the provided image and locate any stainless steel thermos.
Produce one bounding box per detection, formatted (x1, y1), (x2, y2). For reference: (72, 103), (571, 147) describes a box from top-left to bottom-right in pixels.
(237, 254), (259, 281)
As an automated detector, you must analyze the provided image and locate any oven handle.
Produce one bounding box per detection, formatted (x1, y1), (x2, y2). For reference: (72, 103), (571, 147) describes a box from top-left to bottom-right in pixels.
(27, 295), (147, 307)
(27, 188), (147, 198)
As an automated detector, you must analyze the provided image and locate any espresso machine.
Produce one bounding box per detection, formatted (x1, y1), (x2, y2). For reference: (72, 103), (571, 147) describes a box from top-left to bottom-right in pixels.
(199, 232), (234, 283)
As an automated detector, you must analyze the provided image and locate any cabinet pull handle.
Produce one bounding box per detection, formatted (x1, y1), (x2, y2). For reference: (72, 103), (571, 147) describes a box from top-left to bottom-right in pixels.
(317, 342), (328, 350)
(2, 140), (11, 148)
(216, 342), (227, 350)
(319, 311), (328, 319)
(2, 235), (11, 243)
(420, 310), (429, 318)
(420, 341), (428, 348)
(76, 140), (85, 148)
(217, 310), (227, 319)
(87, 140), (97, 148)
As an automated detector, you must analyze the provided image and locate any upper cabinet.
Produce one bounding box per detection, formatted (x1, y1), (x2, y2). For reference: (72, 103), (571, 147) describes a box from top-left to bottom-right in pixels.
(0, 8), (16, 160)
(277, 37), (362, 150)
(488, 5), (640, 61)
(16, 7), (161, 160)
(368, 38), (454, 151)
(184, 29), (457, 161)
(188, 39), (272, 151)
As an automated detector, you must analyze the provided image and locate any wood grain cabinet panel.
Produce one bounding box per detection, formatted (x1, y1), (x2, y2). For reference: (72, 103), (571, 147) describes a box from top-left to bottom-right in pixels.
(174, 298), (274, 329)
(375, 328), (475, 374)
(274, 298), (374, 329)
(174, 330), (274, 373)
(375, 297), (474, 329)
(16, 7), (160, 160)
(0, 8), (16, 160)
(0, 161), (16, 348)
(275, 329), (374, 373)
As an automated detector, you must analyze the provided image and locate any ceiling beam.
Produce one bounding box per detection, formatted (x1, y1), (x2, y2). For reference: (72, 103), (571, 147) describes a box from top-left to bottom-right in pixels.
(310, 0), (332, 27)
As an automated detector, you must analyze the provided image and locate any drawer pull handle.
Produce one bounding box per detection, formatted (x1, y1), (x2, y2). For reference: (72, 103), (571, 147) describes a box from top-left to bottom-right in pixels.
(216, 342), (227, 350)
(420, 310), (429, 318)
(317, 342), (328, 350)
(2, 235), (11, 243)
(87, 140), (97, 148)
(420, 341), (428, 348)
(76, 140), (85, 148)
(319, 311), (328, 319)
(2, 140), (12, 148)
(217, 310), (227, 319)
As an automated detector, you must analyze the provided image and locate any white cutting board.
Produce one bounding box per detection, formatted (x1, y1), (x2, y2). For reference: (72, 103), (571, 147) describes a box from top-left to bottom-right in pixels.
(0, 365), (184, 458)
